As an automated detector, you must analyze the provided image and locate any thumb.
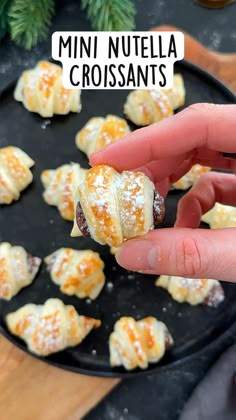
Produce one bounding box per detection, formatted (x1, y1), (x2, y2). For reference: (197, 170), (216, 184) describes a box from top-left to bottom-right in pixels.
(116, 228), (236, 282)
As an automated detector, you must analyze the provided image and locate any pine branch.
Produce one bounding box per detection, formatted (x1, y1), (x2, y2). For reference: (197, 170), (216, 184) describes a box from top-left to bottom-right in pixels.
(82, 0), (135, 31)
(8, 0), (55, 49)
(0, 0), (12, 39)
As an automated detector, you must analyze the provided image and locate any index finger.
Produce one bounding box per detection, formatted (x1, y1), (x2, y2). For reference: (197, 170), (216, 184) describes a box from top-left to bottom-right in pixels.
(90, 104), (236, 171)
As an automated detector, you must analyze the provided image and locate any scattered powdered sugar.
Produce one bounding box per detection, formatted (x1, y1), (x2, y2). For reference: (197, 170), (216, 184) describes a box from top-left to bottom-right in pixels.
(86, 298), (92, 304)
(92, 174), (105, 188)
(179, 277), (203, 290)
(120, 173), (145, 232)
(41, 119), (51, 129)
(204, 284), (225, 308)
(150, 90), (170, 117)
(33, 311), (62, 353)
(106, 282), (114, 292)
(91, 349), (97, 355)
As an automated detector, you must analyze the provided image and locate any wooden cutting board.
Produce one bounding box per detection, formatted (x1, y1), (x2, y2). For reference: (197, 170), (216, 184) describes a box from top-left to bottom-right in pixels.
(153, 25), (236, 92)
(0, 27), (235, 420)
(0, 335), (119, 420)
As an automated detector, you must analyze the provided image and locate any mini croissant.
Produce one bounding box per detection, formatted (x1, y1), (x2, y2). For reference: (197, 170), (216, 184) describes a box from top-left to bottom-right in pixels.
(156, 275), (224, 307)
(109, 316), (173, 370)
(41, 163), (86, 221)
(124, 74), (185, 126)
(201, 203), (236, 228)
(0, 146), (34, 205)
(71, 164), (165, 247)
(14, 61), (81, 117)
(45, 248), (105, 300)
(75, 114), (130, 157)
(6, 298), (101, 356)
(172, 164), (211, 190)
(0, 242), (41, 300)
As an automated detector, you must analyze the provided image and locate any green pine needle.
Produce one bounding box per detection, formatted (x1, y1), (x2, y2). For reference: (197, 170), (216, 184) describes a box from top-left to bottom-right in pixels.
(8, 0), (55, 49)
(0, 0), (12, 39)
(82, 0), (135, 31)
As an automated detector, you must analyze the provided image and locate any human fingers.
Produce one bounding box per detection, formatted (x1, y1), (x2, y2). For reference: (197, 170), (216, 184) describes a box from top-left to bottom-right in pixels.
(175, 172), (236, 228)
(134, 156), (190, 183)
(90, 104), (236, 171)
(116, 227), (236, 281)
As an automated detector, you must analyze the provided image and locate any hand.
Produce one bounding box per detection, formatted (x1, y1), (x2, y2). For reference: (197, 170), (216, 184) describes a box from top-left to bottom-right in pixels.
(90, 104), (236, 281)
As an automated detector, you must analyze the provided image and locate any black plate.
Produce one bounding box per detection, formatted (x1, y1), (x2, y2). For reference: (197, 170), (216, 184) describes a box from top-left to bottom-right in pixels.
(0, 60), (236, 378)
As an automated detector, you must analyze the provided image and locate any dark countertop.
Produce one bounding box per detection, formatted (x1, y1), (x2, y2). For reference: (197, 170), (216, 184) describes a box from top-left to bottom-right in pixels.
(1, 1), (236, 419)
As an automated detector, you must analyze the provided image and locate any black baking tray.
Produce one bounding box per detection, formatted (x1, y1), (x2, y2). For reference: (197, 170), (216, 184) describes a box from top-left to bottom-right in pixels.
(0, 60), (236, 378)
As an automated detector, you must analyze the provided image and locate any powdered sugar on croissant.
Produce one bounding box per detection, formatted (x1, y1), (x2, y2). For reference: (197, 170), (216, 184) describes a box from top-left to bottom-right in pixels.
(41, 163), (86, 221)
(0, 146), (34, 205)
(75, 114), (130, 157)
(14, 61), (81, 117)
(201, 203), (236, 228)
(109, 316), (173, 370)
(124, 74), (185, 126)
(0, 242), (41, 300)
(6, 298), (101, 356)
(172, 164), (211, 190)
(156, 275), (224, 307)
(45, 248), (105, 300)
(71, 165), (165, 247)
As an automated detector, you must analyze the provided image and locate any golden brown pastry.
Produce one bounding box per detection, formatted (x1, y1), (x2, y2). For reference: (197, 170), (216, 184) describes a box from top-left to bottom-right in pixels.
(201, 203), (236, 228)
(6, 298), (101, 356)
(156, 275), (224, 307)
(172, 164), (211, 190)
(75, 114), (130, 157)
(41, 163), (86, 221)
(45, 248), (105, 300)
(109, 316), (173, 370)
(0, 242), (41, 300)
(14, 61), (81, 117)
(0, 146), (34, 205)
(71, 164), (165, 247)
(124, 74), (185, 126)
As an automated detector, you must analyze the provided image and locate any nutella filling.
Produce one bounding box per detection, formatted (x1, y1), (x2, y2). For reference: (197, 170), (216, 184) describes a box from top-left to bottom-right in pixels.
(76, 201), (91, 237)
(164, 329), (173, 350)
(27, 254), (39, 274)
(153, 191), (165, 226)
(203, 283), (224, 308)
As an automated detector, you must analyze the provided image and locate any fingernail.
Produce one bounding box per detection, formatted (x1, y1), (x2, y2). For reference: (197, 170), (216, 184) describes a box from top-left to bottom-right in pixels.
(115, 240), (159, 272)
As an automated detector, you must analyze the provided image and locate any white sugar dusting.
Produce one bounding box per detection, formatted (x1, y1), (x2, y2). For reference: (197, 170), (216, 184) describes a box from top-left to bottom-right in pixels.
(106, 282), (114, 292)
(179, 277), (203, 290)
(150, 90), (170, 116)
(205, 284), (224, 308)
(41, 119), (51, 129)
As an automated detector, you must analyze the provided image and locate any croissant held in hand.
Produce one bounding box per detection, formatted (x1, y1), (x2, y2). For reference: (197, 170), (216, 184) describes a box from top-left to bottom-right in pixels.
(0, 242), (41, 300)
(6, 299), (101, 356)
(124, 74), (185, 126)
(0, 146), (34, 205)
(14, 61), (81, 117)
(75, 114), (130, 157)
(71, 164), (165, 247)
(45, 248), (105, 300)
(109, 316), (173, 370)
(156, 275), (224, 307)
(41, 163), (86, 221)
